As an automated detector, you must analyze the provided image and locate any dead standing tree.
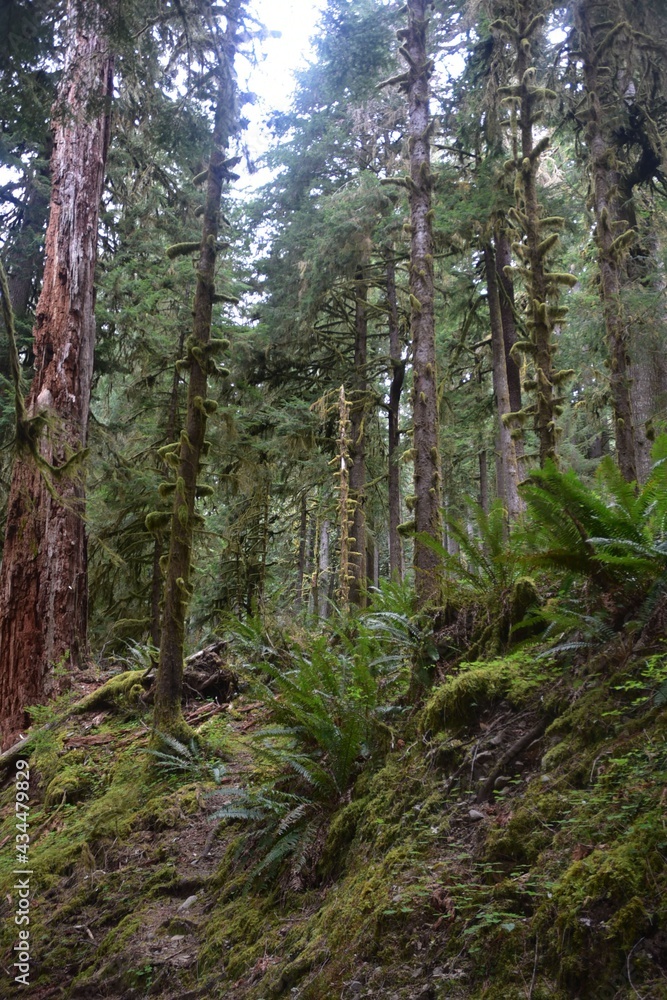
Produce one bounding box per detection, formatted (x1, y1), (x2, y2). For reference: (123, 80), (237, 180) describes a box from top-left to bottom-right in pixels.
(0, 0), (113, 741)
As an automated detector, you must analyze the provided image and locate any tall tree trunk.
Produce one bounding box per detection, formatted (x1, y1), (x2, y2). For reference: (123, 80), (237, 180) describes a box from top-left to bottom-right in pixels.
(150, 327), (187, 648)
(150, 541), (163, 650)
(337, 385), (351, 612)
(153, 12), (241, 734)
(619, 201), (664, 484)
(494, 228), (523, 421)
(348, 267), (368, 607)
(296, 492), (308, 609)
(630, 342), (661, 483)
(513, 10), (558, 466)
(0, 2), (112, 742)
(576, 0), (638, 482)
(485, 243), (522, 519)
(404, 0), (442, 606)
(318, 518), (330, 619)
(386, 256), (405, 581)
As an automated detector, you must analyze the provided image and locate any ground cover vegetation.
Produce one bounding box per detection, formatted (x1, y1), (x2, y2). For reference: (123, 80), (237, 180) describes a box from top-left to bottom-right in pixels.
(0, 0), (667, 997)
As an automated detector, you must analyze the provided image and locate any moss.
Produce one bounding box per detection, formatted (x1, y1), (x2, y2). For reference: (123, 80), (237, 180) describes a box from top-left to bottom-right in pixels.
(318, 797), (366, 879)
(136, 784), (201, 831)
(541, 736), (578, 771)
(420, 654), (547, 735)
(545, 684), (616, 746)
(44, 764), (92, 808)
(426, 732), (466, 769)
(199, 889), (279, 979)
(73, 669), (146, 714)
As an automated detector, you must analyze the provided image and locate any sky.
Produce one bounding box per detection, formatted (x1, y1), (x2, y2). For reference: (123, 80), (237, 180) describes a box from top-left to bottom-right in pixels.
(236, 0), (326, 191)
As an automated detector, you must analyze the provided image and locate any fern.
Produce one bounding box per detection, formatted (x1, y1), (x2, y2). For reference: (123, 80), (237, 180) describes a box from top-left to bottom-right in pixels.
(522, 441), (667, 625)
(146, 731), (224, 784)
(207, 600), (421, 890)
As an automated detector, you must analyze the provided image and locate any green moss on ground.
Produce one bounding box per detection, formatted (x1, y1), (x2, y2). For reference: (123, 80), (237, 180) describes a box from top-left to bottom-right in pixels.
(0, 647), (665, 999)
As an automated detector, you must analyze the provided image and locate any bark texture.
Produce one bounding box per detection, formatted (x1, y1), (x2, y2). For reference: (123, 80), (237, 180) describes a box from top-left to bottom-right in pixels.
(348, 268), (368, 607)
(386, 256), (405, 580)
(510, 10), (559, 466)
(0, 3), (112, 741)
(404, 0), (442, 606)
(576, 0), (638, 482)
(485, 244), (522, 519)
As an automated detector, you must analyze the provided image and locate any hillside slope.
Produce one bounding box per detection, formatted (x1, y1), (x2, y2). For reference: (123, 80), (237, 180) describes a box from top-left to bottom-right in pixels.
(0, 636), (666, 999)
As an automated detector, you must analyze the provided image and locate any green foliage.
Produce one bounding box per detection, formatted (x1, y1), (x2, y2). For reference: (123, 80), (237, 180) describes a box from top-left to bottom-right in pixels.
(146, 731), (224, 784)
(209, 605), (419, 889)
(522, 440), (667, 621)
(420, 652), (551, 735)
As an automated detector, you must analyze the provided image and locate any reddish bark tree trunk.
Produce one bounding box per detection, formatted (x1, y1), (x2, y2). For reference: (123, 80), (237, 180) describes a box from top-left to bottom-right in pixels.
(0, 3), (112, 743)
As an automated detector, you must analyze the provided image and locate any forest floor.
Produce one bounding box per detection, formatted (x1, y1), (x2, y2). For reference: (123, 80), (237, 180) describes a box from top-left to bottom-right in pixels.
(0, 633), (666, 999)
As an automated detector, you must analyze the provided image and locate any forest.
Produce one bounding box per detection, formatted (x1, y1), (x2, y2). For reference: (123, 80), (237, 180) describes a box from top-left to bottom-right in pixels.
(0, 0), (666, 996)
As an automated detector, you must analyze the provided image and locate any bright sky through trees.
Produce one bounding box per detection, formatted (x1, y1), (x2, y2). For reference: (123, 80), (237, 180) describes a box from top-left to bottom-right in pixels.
(239, 0), (325, 189)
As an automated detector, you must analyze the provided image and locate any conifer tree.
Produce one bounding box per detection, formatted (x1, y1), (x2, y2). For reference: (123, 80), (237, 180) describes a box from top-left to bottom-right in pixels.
(493, 4), (576, 468)
(573, 0), (667, 481)
(152, 4), (244, 735)
(0, 0), (113, 738)
(389, 0), (443, 606)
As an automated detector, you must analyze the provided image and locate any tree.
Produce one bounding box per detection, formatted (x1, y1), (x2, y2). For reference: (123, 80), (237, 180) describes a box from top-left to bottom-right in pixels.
(573, 0), (667, 481)
(493, 4), (575, 468)
(0, 0), (113, 739)
(394, 0), (443, 606)
(574, 0), (639, 482)
(152, 4), (245, 735)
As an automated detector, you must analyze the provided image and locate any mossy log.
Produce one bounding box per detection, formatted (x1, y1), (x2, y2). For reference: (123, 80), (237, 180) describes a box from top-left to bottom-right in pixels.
(0, 645), (237, 774)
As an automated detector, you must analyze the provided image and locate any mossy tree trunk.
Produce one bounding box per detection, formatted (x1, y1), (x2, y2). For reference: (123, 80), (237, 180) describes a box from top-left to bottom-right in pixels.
(494, 227), (523, 445)
(348, 265), (368, 607)
(494, 7), (576, 469)
(337, 385), (352, 612)
(0, 0), (113, 742)
(485, 243), (522, 520)
(153, 12), (241, 735)
(386, 255), (405, 581)
(404, 0), (443, 607)
(576, 0), (638, 483)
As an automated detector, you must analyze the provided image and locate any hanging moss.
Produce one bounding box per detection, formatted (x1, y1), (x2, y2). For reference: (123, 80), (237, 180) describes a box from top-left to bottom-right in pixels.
(166, 241), (200, 259)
